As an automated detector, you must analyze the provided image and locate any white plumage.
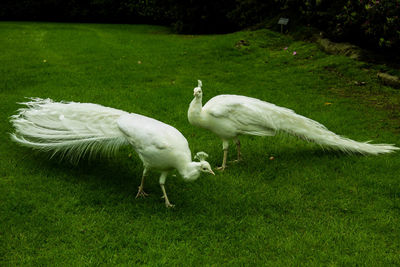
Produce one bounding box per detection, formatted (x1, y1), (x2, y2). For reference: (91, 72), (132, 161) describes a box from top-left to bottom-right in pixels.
(11, 98), (215, 207)
(188, 80), (399, 170)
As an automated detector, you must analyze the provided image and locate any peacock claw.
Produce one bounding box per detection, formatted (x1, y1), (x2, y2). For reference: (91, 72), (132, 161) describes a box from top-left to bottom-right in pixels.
(161, 196), (175, 208)
(162, 196), (175, 207)
(165, 202), (175, 208)
(216, 166), (226, 171)
(135, 187), (148, 198)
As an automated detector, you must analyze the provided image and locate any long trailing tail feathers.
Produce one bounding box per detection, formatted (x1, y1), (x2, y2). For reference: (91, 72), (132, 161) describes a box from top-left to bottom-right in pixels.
(275, 108), (399, 155)
(10, 98), (129, 164)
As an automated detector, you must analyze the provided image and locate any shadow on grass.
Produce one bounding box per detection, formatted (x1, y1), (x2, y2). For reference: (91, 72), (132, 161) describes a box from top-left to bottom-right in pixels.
(9, 142), (369, 217)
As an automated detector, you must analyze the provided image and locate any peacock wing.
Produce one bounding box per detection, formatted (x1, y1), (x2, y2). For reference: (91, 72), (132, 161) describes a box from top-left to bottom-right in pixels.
(117, 113), (170, 150)
(204, 95), (277, 136)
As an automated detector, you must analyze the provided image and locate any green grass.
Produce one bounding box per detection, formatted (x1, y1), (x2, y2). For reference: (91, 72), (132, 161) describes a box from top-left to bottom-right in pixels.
(1, 22), (400, 265)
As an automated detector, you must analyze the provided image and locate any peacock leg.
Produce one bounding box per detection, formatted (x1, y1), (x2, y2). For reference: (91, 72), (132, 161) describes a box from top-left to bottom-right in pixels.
(159, 172), (174, 208)
(217, 140), (229, 171)
(136, 168), (149, 198)
(230, 138), (242, 163)
(236, 139), (242, 161)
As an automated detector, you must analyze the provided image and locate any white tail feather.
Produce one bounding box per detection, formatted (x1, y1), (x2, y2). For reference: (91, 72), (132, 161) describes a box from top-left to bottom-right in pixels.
(10, 98), (130, 164)
(277, 110), (399, 155)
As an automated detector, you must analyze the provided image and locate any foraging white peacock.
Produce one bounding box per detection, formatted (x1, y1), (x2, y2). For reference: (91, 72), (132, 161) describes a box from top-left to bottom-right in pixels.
(11, 98), (215, 207)
(188, 80), (399, 170)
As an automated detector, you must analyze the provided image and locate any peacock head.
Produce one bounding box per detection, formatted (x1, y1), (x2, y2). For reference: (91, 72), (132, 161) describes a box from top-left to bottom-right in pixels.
(182, 151), (215, 181)
(194, 151), (214, 175)
(193, 80), (203, 98)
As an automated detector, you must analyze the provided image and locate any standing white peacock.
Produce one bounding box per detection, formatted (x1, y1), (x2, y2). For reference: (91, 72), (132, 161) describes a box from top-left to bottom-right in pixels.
(11, 98), (215, 207)
(188, 80), (399, 170)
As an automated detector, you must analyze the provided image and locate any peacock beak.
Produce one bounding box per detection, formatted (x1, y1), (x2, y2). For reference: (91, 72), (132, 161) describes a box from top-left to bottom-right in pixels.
(209, 169), (215, 175)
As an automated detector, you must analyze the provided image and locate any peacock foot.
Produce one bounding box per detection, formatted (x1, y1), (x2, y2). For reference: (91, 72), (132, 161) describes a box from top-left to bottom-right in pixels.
(165, 202), (175, 208)
(135, 187), (148, 198)
(161, 196), (175, 208)
(216, 166), (226, 171)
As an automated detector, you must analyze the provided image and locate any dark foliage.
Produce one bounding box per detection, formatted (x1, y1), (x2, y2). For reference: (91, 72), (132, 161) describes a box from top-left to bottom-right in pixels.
(1, 0), (399, 52)
(285, 0), (400, 52)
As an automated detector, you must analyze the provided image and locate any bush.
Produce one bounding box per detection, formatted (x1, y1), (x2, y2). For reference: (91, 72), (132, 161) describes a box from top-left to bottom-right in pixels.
(0, 0), (398, 52)
(332, 0), (400, 51)
(165, 0), (237, 33)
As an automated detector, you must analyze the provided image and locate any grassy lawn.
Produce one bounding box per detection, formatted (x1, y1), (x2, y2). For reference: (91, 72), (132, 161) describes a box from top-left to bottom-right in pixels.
(1, 22), (400, 265)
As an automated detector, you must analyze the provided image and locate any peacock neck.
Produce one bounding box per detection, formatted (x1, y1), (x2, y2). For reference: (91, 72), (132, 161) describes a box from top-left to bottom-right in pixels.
(188, 97), (204, 126)
(178, 162), (201, 181)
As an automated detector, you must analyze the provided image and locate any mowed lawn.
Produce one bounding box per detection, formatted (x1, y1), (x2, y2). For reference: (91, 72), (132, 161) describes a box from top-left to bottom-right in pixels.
(1, 22), (400, 265)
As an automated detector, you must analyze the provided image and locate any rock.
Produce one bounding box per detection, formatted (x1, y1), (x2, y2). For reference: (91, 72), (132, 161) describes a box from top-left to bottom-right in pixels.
(354, 81), (366, 86)
(377, 72), (400, 88)
(313, 34), (363, 60)
(235, 39), (250, 48)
